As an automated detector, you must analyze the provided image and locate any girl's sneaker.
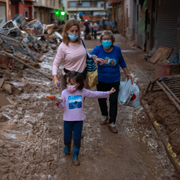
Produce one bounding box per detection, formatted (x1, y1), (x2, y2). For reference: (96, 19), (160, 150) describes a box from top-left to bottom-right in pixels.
(73, 147), (80, 166)
(64, 145), (70, 154)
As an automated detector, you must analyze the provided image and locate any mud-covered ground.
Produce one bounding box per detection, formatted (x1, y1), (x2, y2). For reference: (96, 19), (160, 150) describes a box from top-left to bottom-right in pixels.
(0, 35), (179, 179)
(143, 90), (180, 159)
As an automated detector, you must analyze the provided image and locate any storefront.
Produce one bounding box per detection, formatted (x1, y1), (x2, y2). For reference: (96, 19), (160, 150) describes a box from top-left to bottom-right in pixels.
(149, 0), (180, 57)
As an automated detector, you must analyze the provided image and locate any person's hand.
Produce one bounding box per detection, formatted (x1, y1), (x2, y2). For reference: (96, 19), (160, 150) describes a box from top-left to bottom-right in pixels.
(53, 78), (60, 89)
(125, 73), (133, 83)
(91, 55), (97, 61)
(109, 87), (116, 95)
(96, 58), (104, 65)
(50, 97), (60, 105)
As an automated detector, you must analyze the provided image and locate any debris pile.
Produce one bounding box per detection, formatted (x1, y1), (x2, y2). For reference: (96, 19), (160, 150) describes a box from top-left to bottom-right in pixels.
(0, 14), (63, 81)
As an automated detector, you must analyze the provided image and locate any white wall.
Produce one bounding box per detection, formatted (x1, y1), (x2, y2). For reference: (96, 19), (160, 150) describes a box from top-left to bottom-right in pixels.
(123, 0), (138, 39)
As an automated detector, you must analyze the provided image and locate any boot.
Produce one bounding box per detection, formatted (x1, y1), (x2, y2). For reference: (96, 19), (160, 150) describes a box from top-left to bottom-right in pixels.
(64, 144), (71, 155)
(73, 147), (80, 166)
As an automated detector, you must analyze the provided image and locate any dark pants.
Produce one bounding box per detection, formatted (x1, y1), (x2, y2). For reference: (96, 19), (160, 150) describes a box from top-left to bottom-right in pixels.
(64, 121), (83, 149)
(85, 28), (90, 36)
(96, 81), (120, 124)
(93, 30), (97, 39)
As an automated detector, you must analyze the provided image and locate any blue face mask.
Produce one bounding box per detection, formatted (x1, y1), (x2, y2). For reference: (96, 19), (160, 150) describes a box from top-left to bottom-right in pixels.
(68, 33), (79, 41)
(102, 40), (112, 49)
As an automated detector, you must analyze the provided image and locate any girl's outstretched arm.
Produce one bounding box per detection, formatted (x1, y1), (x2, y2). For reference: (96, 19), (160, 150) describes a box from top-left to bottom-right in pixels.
(83, 88), (110, 99)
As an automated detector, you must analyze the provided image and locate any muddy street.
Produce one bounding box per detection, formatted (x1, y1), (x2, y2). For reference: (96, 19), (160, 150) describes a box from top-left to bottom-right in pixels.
(0, 35), (178, 180)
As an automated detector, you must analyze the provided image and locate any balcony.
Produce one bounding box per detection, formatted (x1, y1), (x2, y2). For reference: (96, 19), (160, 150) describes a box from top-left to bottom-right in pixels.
(34, 0), (63, 10)
(108, 0), (118, 6)
(67, 1), (104, 12)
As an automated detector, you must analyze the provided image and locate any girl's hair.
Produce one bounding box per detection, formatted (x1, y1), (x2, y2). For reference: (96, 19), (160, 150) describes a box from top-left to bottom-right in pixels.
(64, 71), (84, 90)
(62, 19), (81, 46)
(100, 30), (115, 44)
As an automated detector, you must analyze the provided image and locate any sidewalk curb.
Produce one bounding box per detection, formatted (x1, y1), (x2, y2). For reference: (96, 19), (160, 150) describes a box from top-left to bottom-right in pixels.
(141, 99), (180, 172)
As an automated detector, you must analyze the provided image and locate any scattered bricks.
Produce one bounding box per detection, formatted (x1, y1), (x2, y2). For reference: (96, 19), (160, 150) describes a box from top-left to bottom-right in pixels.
(2, 84), (12, 94)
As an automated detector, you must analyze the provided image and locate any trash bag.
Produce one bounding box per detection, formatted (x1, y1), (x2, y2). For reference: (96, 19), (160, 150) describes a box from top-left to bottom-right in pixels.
(118, 79), (135, 105)
(87, 70), (98, 89)
(128, 83), (140, 108)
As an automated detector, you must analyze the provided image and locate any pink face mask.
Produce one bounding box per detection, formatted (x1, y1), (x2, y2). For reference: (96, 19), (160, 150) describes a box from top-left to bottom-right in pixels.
(67, 85), (77, 93)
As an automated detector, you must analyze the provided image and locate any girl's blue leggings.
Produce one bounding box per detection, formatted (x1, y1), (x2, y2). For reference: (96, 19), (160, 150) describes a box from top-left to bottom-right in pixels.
(64, 121), (83, 149)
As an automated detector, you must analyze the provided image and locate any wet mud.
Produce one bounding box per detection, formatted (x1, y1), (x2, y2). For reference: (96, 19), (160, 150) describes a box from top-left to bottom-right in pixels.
(143, 90), (180, 160)
(0, 36), (179, 179)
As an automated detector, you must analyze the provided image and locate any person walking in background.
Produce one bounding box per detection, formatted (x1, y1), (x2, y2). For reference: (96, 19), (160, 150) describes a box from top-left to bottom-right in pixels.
(90, 21), (93, 37)
(93, 22), (98, 39)
(90, 30), (133, 133)
(84, 19), (90, 39)
(50, 71), (116, 165)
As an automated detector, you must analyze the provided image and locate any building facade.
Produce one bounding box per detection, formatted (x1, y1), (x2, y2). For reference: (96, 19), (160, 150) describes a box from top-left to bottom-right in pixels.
(33, 0), (63, 24)
(110, 0), (180, 61)
(67, 0), (105, 21)
(10, 0), (34, 20)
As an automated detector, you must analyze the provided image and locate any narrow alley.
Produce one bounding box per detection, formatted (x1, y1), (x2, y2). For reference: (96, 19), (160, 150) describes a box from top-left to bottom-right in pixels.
(0, 34), (179, 180)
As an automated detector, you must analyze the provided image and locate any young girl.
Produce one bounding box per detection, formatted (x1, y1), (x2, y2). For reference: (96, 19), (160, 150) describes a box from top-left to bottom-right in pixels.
(50, 71), (116, 166)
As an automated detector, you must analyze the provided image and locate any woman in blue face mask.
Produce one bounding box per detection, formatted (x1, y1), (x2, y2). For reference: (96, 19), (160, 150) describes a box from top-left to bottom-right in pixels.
(90, 30), (133, 134)
(52, 19), (96, 91)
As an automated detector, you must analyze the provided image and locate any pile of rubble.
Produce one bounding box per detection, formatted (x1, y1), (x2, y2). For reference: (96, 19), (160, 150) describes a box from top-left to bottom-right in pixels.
(0, 14), (63, 79)
(0, 15), (64, 102)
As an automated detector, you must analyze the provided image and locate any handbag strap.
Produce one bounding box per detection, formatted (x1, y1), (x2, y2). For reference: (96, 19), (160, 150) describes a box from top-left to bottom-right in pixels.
(80, 38), (88, 55)
(80, 38), (97, 72)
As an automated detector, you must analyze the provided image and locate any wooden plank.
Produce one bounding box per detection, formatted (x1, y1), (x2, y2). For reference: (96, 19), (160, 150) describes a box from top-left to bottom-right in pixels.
(2, 51), (52, 80)
(160, 46), (172, 60)
(0, 78), (4, 88)
(148, 46), (164, 64)
(148, 46), (172, 64)
(30, 50), (45, 62)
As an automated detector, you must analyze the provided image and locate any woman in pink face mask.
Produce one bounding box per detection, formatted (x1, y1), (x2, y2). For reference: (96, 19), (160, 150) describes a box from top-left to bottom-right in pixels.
(50, 71), (116, 166)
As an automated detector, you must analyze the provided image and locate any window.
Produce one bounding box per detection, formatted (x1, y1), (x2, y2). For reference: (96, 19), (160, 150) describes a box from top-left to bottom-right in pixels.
(24, 11), (28, 18)
(82, 2), (90, 7)
(70, 2), (76, 8)
(97, 2), (104, 8)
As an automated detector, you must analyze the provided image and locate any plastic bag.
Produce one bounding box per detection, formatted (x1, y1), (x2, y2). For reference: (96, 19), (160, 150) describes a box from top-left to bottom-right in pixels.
(118, 79), (135, 105)
(128, 83), (140, 108)
(87, 70), (98, 89)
